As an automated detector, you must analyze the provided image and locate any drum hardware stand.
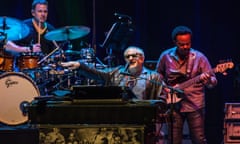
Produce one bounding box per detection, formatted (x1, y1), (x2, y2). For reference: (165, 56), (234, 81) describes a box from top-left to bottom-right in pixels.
(50, 73), (70, 90)
(1, 17), (8, 62)
(83, 60), (96, 86)
(20, 101), (30, 116)
(95, 57), (107, 68)
(1, 16), (8, 55)
(37, 42), (68, 93)
(65, 40), (73, 50)
(0, 31), (8, 69)
(104, 47), (115, 68)
(0, 32), (6, 51)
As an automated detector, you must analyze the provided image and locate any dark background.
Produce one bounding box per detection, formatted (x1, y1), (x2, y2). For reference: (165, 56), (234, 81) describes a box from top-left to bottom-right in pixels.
(1, 0), (240, 143)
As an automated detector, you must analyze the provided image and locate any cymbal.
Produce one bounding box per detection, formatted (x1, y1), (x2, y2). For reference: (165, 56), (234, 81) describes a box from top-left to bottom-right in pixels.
(64, 50), (81, 55)
(0, 16), (30, 40)
(45, 25), (90, 41)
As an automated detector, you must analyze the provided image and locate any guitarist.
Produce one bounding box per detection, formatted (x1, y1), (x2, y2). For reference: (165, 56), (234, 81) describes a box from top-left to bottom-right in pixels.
(156, 25), (217, 144)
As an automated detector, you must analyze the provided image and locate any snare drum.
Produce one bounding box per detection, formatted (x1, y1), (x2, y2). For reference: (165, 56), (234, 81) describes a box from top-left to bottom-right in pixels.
(0, 72), (40, 125)
(0, 55), (14, 71)
(18, 52), (41, 70)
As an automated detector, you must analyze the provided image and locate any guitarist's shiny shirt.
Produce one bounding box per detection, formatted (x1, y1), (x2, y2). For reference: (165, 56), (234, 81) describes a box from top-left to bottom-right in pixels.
(156, 47), (218, 112)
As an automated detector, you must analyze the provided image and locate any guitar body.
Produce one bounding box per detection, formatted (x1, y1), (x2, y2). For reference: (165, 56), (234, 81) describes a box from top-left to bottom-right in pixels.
(165, 61), (234, 104)
(166, 77), (186, 104)
(166, 92), (183, 104)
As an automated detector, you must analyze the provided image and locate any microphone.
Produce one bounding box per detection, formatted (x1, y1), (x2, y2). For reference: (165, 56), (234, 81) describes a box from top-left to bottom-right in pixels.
(120, 63), (132, 76)
(120, 72), (133, 77)
(124, 62), (130, 72)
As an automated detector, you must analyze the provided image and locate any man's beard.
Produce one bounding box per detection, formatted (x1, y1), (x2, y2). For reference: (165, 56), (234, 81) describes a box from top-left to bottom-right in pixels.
(128, 65), (141, 75)
(177, 49), (190, 60)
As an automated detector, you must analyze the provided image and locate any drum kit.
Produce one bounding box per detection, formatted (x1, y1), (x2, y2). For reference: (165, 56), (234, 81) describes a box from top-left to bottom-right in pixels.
(0, 16), (99, 125)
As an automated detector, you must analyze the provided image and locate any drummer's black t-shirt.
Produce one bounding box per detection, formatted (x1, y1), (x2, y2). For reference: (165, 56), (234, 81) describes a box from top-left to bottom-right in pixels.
(15, 18), (56, 55)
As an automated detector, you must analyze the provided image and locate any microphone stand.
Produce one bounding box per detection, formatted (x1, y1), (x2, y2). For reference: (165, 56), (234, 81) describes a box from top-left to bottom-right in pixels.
(169, 88), (175, 144)
(120, 72), (183, 144)
(120, 72), (183, 94)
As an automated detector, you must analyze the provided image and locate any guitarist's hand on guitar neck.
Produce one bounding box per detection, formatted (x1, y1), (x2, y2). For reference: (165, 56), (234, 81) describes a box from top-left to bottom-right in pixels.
(200, 72), (211, 83)
(200, 72), (217, 88)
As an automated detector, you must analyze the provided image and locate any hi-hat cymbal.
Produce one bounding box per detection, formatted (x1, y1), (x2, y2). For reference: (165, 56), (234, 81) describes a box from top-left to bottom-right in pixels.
(0, 16), (30, 41)
(45, 25), (90, 41)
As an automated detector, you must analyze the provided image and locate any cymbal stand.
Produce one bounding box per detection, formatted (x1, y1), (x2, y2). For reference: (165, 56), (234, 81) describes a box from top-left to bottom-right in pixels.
(0, 32), (7, 52)
(0, 31), (8, 71)
(66, 40), (73, 50)
(95, 57), (107, 68)
(58, 46), (65, 64)
(105, 47), (115, 68)
(1, 16), (8, 54)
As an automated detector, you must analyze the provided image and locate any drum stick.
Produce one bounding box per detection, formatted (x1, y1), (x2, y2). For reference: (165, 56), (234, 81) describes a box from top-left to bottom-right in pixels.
(38, 21), (41, 44)
(37, 40), (59, 64)
(52, 40), (59, 48)
(37, 47), (59, 64)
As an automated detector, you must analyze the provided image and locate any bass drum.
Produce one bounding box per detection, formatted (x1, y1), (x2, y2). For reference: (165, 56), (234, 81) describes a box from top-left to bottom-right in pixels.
(0, 72), (40, 125)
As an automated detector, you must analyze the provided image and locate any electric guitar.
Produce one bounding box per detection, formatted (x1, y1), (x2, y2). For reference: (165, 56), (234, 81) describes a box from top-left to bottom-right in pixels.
(166, 61), (234, 104)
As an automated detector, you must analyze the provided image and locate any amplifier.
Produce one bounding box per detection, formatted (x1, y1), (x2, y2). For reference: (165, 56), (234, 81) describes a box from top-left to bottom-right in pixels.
(224, 122), (240, 143)
(225, 103), (240, 121)
(28, 101), (157, 125)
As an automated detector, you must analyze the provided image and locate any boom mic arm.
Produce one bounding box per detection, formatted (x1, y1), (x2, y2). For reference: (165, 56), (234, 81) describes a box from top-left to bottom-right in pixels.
(120, 71), (184, 94)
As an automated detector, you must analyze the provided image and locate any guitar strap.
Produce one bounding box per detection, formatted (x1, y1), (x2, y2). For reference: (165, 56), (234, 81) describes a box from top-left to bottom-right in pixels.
(182, 52), (201, 110)
(186, 52), (196, 78)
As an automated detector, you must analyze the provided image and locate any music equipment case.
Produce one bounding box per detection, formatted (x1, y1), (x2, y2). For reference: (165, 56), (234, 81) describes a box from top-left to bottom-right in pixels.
(224, 103), (240, 143)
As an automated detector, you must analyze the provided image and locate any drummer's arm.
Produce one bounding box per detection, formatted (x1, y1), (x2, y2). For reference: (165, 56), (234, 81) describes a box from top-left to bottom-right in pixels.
(61, 61), (80, 70)
(5, 41), (31, 53)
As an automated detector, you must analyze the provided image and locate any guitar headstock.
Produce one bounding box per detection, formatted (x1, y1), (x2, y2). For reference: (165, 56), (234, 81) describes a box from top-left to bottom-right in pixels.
(215, 60), (234, 74)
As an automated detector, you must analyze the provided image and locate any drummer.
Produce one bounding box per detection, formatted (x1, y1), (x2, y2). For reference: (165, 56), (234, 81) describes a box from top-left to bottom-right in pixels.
(5, 0), (56, 55)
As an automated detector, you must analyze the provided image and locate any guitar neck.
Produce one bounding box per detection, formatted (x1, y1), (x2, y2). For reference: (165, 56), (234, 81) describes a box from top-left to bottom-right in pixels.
(177, 68), (215, 90)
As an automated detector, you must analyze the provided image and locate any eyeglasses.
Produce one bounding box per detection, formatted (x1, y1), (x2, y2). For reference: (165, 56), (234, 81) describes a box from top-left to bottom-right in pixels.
(124, 53), (141, 59)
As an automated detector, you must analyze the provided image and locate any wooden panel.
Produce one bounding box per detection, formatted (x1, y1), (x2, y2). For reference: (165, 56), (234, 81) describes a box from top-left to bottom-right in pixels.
(38, 124), (149, 144)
